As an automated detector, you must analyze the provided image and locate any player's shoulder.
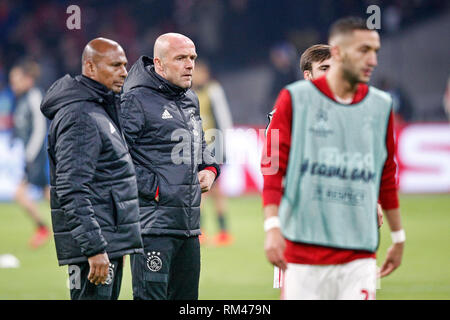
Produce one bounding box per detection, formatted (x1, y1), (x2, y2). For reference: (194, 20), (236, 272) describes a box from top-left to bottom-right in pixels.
(368, 86), (393, 106)
(285, 79), (312, 93)
(284, 80), (318, 106)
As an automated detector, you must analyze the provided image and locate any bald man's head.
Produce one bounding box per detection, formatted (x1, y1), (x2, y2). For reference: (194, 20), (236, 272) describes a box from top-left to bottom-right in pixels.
(153, 33), (197, 89)
(153, 33), (194, 59)
(81, 37), (128, 93)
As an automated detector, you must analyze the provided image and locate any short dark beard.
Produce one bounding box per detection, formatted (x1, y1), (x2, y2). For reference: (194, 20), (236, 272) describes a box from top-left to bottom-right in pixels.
(342, 67), (360, 86)
(341, 56), (362, 88)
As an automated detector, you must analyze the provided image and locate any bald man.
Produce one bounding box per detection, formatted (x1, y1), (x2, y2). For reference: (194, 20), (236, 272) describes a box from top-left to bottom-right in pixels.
(120, 33), (220, 300)
(41, 38), (143, 300)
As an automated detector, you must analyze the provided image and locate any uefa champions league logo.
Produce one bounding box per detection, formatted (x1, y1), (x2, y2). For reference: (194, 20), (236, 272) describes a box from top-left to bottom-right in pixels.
(309, 108), (333, 137)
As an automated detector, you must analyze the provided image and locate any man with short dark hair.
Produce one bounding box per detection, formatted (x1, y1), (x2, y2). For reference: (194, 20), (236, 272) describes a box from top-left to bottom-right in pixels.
(41, 37), (143, 300)
(262, 17), (404, 300)
(272, 42), (385, 289)
(300, 44), (332, 80)
(121, 33), (220, 300)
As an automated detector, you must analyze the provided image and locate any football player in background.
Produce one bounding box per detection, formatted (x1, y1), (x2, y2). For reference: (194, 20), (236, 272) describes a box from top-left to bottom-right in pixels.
(9, 59), (50, 249)
(193, 60), (234, 246)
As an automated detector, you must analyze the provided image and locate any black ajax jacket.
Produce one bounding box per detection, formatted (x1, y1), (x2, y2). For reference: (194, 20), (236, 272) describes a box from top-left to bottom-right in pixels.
(40, 74), (143, 266)
(120, 56), (220, 237)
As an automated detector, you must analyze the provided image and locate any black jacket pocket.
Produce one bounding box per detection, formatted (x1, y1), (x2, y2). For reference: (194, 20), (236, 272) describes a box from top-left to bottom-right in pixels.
(135, 165), (159, 201)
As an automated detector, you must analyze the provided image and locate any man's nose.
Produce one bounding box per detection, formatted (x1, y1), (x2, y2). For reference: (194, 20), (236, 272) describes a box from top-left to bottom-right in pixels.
(186, 60), (194, 69)
(368, 51), (378, 67)
(120, 65), (128, 77)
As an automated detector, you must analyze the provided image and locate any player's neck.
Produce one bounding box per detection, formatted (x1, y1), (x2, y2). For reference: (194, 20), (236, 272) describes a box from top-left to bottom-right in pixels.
(326, 67), (359, 101)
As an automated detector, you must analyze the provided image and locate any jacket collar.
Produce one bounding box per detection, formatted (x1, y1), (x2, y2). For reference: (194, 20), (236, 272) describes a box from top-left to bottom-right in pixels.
(145, 64), (188, 97)
(145, 65), (188, 96)
(77, 75), (118, 105)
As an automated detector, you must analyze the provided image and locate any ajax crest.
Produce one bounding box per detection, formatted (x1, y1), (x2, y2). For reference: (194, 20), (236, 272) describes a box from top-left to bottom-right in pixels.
(146, 251), (162, 272)
(104, 263), (114, 285)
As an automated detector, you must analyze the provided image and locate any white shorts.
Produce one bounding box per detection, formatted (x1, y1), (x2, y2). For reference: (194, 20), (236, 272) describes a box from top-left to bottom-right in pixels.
(283, 258), (377, 300)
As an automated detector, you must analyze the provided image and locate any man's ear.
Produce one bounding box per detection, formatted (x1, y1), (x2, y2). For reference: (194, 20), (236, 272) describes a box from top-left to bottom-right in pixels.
(330, 45), (341, 62)
(303, 70), (312, 80)
(84, 60), (96, 77)
(154, 57), (163, 73)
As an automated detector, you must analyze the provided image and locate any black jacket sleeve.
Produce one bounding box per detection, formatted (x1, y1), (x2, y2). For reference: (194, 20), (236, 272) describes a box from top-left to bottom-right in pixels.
(120, 94), (159, 200)
(120, 94), (145, 146)
(54, 106), (107, 257)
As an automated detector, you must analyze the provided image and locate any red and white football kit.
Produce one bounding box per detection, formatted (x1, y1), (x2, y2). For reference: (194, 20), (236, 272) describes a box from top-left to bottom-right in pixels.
(262, 75), (399, 299)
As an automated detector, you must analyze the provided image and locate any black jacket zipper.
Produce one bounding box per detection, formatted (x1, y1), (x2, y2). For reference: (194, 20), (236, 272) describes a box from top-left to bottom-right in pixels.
(174, 96), (195, 236)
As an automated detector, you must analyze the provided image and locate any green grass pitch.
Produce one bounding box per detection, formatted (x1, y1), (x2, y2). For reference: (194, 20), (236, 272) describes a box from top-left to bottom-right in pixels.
(0, 194), (448, 299)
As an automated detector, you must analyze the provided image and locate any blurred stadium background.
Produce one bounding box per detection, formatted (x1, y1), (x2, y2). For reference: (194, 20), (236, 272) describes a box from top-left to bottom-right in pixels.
(0, 0), (449, 299)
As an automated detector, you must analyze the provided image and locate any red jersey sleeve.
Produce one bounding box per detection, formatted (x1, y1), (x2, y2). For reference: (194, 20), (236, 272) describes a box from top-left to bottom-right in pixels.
(261, 89), (292, 206)
(379, 110), (399, 209)
(203, 166), (217, 177)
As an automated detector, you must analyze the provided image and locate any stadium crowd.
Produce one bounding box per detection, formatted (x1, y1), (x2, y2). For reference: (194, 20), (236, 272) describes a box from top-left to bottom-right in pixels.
(0, 0), (449, 129)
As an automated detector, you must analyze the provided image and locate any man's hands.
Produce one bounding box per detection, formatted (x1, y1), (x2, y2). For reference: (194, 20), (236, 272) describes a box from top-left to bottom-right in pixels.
(380, 208), (404, 278)
(87, 252), (110, 285)
(261, 203), (403, 278)
(380, 242), (404, 277)
(198, 170), (216, 193)
(263, 205), (287, 270)
(264, 227), (287, 271)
